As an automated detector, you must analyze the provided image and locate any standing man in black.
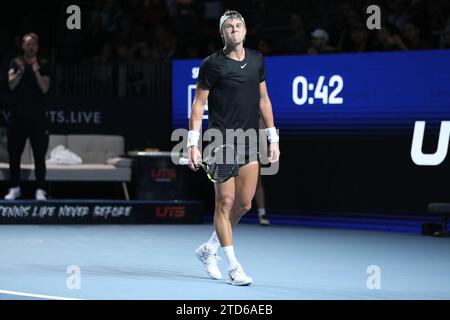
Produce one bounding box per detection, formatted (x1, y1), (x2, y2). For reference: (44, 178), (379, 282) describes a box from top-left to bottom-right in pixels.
(5, 33), (50, 200)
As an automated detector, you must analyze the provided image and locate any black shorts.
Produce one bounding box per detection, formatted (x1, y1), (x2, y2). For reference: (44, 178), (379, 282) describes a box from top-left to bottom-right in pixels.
(204, 128), (259, 178)
(230, 143), (259, 177)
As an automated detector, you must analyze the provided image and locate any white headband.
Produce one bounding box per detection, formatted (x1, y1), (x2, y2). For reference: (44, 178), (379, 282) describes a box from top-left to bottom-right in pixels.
(219, 12), (245, 30)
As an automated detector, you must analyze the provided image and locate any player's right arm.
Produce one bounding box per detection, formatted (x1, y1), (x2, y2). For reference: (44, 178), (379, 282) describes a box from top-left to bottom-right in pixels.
(8, 59), (25, 90)
(187, 85), (209, 171)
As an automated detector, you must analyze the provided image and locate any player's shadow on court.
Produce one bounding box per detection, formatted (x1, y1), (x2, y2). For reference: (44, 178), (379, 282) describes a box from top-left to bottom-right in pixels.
(21, 263), (211, 282)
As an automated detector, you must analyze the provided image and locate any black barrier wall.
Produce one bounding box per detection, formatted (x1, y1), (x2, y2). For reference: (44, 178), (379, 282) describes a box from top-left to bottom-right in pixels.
(0, 200), (204, 224)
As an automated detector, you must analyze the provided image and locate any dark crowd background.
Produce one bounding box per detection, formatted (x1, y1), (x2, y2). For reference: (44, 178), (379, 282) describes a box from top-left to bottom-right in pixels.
(0, 0), (449, 68)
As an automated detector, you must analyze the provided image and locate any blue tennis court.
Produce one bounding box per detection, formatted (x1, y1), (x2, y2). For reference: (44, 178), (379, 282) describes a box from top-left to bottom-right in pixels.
(1, 223), (449, 300)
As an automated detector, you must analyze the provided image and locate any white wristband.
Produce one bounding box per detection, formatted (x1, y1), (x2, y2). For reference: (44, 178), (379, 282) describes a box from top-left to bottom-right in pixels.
(265, 127), (279, 143)
(187, 130), (200, 148)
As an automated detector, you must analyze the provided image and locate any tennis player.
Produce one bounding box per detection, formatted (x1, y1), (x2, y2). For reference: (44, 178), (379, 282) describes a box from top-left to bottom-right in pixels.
(187, 10), (280, 285)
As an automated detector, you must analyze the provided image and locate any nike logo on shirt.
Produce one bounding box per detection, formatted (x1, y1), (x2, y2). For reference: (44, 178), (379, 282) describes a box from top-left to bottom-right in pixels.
(240, 63), (247, 69)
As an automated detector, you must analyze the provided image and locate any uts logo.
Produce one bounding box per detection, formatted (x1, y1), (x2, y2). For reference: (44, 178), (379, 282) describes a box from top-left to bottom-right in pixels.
(151, 169), (176, 180)
(411, 121), (450, 166)
(156, 206), (186, 218)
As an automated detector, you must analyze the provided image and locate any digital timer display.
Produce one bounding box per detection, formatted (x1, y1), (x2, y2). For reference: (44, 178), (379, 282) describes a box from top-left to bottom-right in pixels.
(173, 50), (450, 138)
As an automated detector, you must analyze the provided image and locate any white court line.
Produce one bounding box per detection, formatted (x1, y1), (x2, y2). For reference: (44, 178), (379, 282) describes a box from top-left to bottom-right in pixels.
(0, 289), (83, 300)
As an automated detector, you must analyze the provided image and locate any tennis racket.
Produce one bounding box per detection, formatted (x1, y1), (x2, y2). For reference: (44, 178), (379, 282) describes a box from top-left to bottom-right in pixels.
(179, 144), (238, 183)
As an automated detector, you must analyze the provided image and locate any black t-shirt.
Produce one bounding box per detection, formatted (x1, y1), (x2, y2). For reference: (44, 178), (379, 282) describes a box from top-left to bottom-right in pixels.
(197, 48), (265, 134)
(9, 57), (50, 117)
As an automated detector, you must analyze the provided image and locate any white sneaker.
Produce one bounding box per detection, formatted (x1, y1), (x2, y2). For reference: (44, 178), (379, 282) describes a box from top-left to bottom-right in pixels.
(196, 244), (222, 280)
(4, 187), (21, 200)
(227, 264), (253, 286)
(35, 189), (47, 201)
(259, 214), (270, 226)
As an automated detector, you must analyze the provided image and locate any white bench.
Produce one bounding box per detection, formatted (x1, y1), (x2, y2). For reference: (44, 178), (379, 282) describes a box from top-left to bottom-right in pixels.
(0, 134), (132, 199)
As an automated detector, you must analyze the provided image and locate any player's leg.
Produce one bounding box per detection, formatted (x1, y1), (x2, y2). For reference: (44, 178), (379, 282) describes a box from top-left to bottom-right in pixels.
(200, 162), (259, 255)
(225, 161), (258, 285)
(229, 161), (259, 226)
(196, 177), (236, 280)
(213, 177), (236, 246)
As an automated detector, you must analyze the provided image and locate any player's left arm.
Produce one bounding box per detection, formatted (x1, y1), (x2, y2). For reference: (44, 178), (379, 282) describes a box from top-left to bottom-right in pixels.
(259, 81), (280, 162)
(31, 58), (50, 94)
